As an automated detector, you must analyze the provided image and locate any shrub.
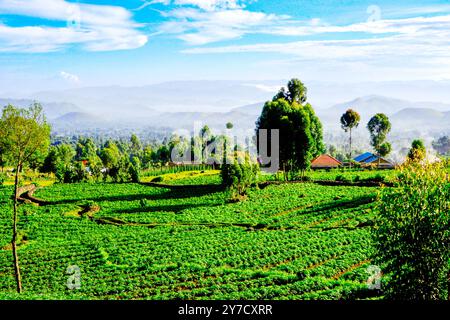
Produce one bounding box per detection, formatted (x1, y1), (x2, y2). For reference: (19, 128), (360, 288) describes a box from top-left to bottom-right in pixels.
(335, 174), (351, 183)
(221, 151), (260, 199)
(374, 162), (450, 300)
(371, 173), (384, 182)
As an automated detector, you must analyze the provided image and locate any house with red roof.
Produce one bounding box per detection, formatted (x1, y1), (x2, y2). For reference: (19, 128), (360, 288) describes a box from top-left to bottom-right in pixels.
(311, 154), (342, 169)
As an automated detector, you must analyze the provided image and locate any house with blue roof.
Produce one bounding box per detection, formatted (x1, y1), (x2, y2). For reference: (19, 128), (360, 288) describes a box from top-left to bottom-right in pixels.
(353, 152), (394, 168)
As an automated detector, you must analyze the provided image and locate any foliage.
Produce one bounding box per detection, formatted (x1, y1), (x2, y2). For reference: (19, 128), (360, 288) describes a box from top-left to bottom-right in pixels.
(367, 113), (392, 162)
(142, 146), (153, 169)
(256, 79), (324, 177)
(273, 78), (307, 104)
(221, 152), (260, 198)
(335, 174), (352, 183)
(407, 139), (426, 162)
(432, 136), (450, 156)
(108, 155), (140, 183)
(340, 109), (361, 132)
(100, 141), (121, 168)
(130, 134), (142, 158)
(378, 142), (391, 158)
(327, 145), (347, 162)
(0, 104), (51, 168)
(42, 144), (75, 174)
(374, 162), (450, 300)
(60, 161), (89, 183)
(75, 138), (98, 162)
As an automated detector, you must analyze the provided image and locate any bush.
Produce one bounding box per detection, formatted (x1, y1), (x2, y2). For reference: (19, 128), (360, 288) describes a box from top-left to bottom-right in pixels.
(60, 162), (89, 183)
(108, 156), (141, 183)
(335, 174), (351, 183)
(370, 173), (385, 183)
(221, 151), (260, 198)
(374, 162), (450, 300)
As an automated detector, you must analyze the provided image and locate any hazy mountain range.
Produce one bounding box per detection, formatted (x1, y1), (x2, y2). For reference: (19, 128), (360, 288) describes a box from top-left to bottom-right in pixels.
(1, 81), (449, 136)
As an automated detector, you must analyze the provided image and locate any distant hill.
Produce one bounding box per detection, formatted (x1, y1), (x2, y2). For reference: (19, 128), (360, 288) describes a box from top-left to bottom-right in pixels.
(5, 92), (449, 135)
(390, 108), (450, 129)
(51, 112), (106, 129)
(31, 81), (278, 114)
(326, 95), (412, 116)
(0, 98), (81, 119)
(231, 102), (265, 116)
(317, 95), (450, 131)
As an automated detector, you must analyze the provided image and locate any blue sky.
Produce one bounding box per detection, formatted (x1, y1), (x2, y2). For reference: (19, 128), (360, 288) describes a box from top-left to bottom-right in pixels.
(1, 0), (450, 94)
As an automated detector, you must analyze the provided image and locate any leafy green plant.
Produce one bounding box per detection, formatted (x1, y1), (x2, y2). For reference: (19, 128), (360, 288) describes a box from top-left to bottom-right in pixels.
(335, 174), (351, 183)
(221, 152), (260, 199)
(374, 162), (450, 300)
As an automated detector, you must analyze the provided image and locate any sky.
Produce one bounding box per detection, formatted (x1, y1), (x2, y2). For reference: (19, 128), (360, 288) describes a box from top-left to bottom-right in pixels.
(1, 0), (450, 95)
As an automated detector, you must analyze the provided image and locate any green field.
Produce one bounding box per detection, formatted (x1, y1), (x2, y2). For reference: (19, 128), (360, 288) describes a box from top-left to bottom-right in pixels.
(0, 171), (383, 300)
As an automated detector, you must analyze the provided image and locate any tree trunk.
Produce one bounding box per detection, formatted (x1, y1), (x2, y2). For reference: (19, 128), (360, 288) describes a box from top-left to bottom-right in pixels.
(349, 128), (352, 168)
(12, 164), (23, 293)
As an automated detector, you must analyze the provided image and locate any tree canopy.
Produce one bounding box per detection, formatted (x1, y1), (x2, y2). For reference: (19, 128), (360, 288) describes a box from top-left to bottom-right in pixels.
(407, 139), (426, 162)
(367, 113), (392, 163)
(273, 78), (308, 104)
(340, 109), (360, 161)
(0, 104), (51, 168)
(257, 79), (324, 177)
(340, 109), (360, 133)
(432, 136), (450, 156)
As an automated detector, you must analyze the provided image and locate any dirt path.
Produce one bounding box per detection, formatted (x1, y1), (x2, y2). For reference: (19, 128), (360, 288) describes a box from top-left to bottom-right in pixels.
(17, 184), (49, 206)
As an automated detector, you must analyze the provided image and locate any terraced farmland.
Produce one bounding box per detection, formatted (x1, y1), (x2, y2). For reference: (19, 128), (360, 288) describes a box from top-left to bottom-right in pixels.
(0, 173), (381, 300)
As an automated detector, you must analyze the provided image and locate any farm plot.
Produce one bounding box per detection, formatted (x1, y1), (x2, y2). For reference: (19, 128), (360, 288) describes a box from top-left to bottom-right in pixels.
(0, 179), (381, 300)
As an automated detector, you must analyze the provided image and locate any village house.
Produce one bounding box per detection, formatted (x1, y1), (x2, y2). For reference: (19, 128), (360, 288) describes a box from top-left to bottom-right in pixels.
(353, 152), (394, 169)
(311, 154), (342, 169)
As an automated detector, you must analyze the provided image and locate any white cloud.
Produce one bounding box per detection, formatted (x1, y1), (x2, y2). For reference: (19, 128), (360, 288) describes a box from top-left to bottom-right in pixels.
(243, 83), (280, 93)
(180, 13), (450, 81)
(182, 14), (450, 60)
(142, 0), (289, 45)
(158, 7), (289, 45)
(173, 0), (246, 11)
(60, 71), (80, 83)
(0, 0), (148, 52)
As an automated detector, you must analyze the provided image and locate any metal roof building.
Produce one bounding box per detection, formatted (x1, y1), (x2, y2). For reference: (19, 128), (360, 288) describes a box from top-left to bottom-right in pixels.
(353, 152), (394, 168)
